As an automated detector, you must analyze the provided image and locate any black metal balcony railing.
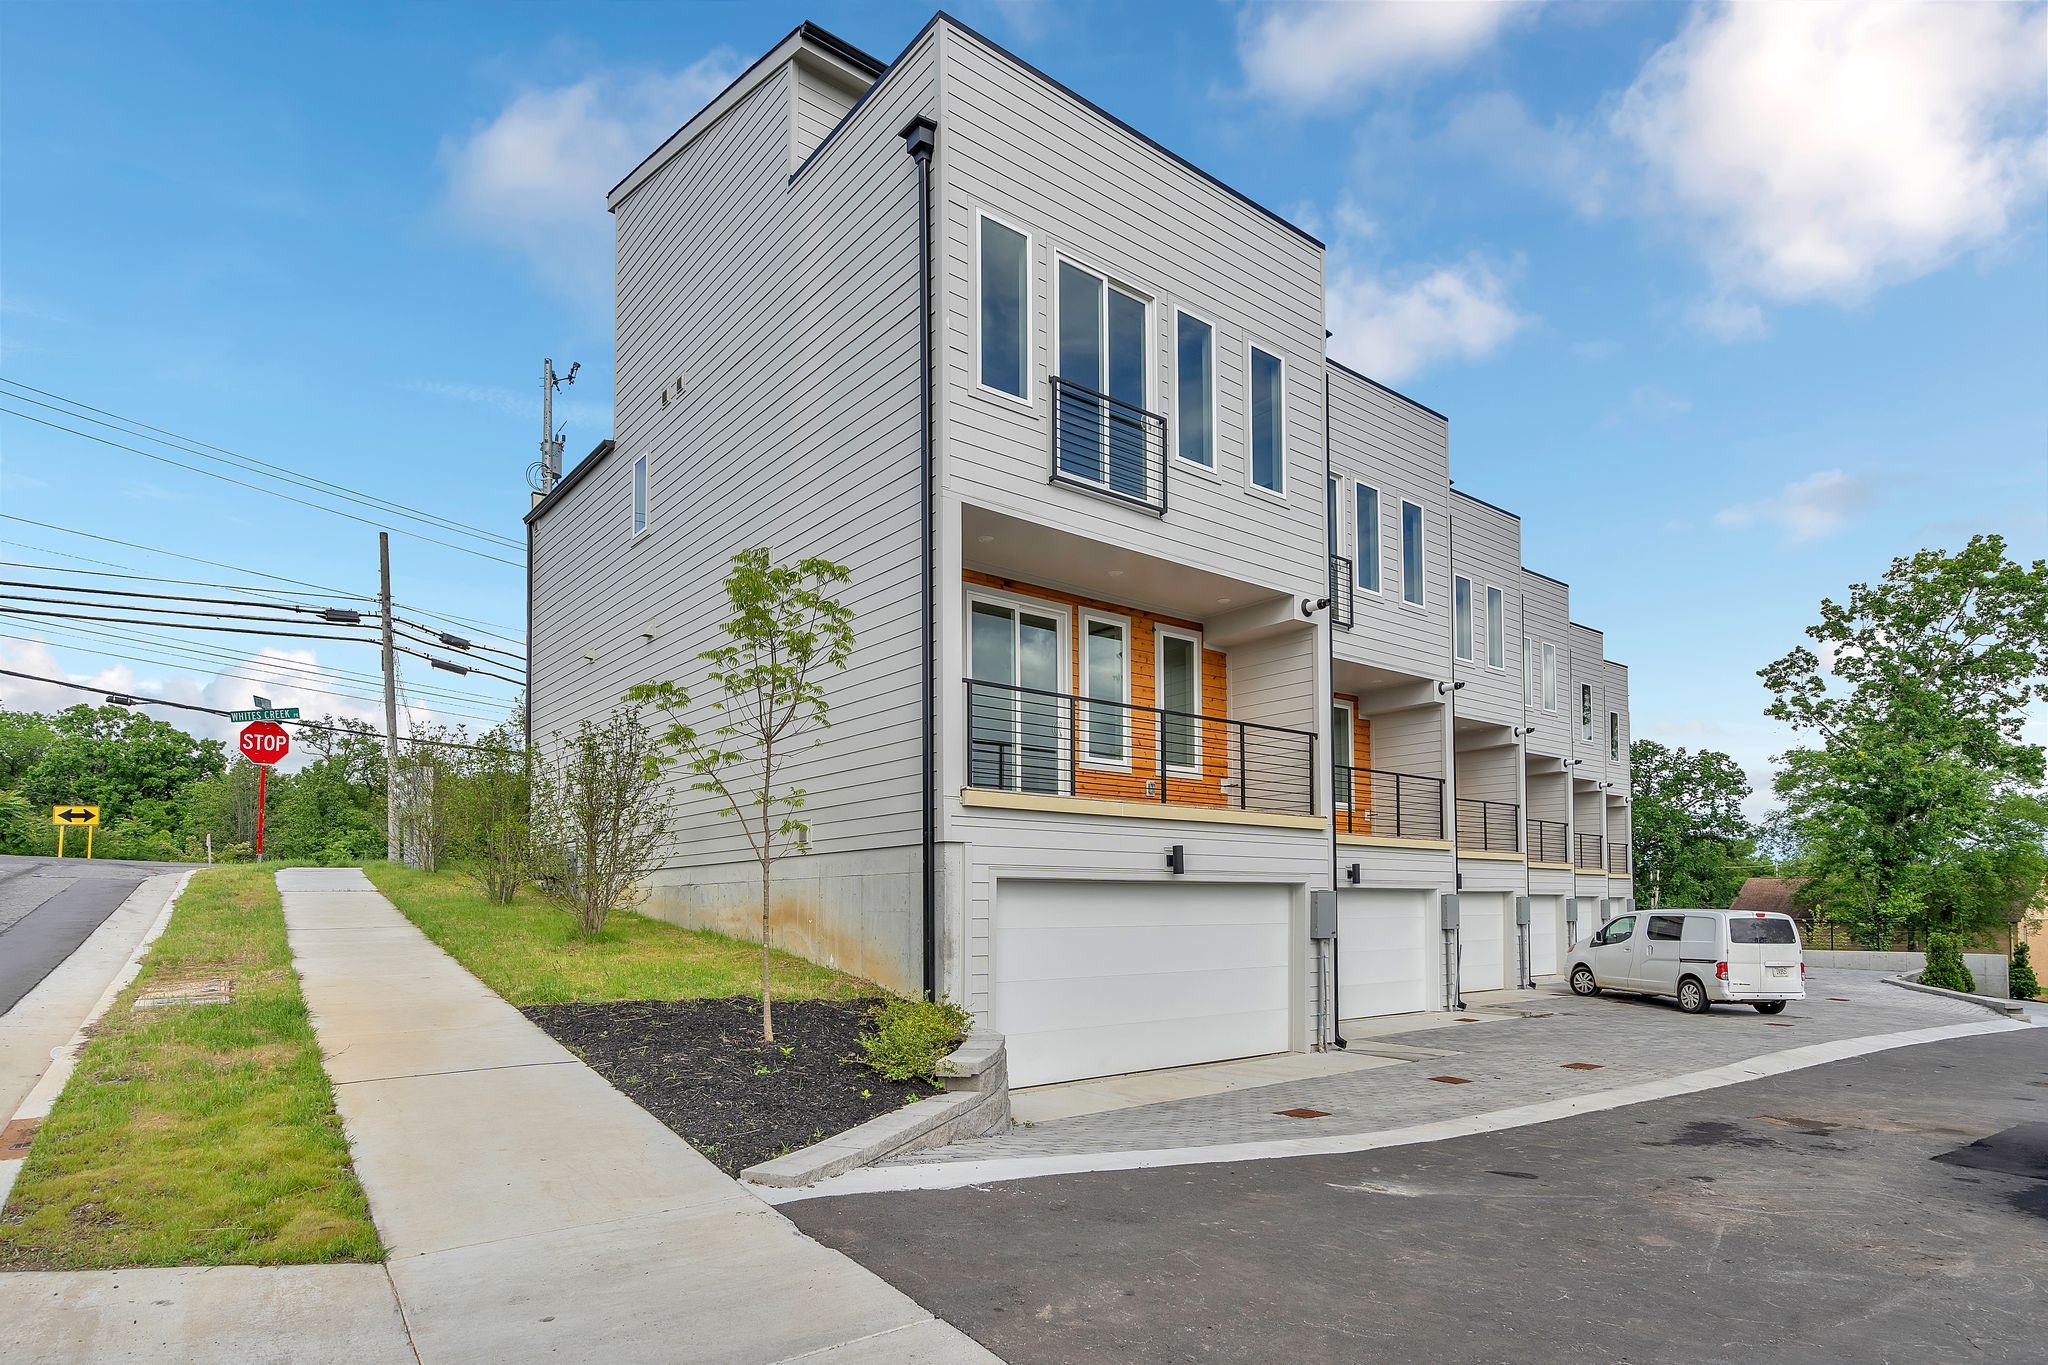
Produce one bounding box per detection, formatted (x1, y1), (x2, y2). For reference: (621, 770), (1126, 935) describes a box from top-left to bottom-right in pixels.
(1527, 818), (1568, 864)
(1574, 832), (1606, 871)
(1049, 377), (1167, 515)
(1328, 555), (1354, 630)
(967, 679), (1315, 816)
(1456, 798), (1521, 853)
(1609, 841), (1631, 876)
(1334, 766), (1445, 840)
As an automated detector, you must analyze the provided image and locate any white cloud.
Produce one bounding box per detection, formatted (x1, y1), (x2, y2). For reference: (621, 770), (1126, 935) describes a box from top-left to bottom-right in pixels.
(1238, 0), (1537, 106)
(440, 52), (739, 306)
(1686, 295), (1767, 342)
(1613, 2), (2048, 306)
(1438, 90), (1613, 215)
(1714, 469), (1872, 546)
(1326, 255), (1530, 383)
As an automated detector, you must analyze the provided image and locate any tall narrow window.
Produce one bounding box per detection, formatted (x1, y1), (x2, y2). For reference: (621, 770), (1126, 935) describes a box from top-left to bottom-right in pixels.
(1354, 483), (1380, 593)
(1331, 701), (1355, 807)
(1158, 630), (1200, 773)
(1454, 576), (1473, 660)
(632, 455), (649, 536)
(1582, 683), (1594, 741)
(1082, 616), (1128, 765)
(1542, 643), (1557, 711)
(1523, 638), (1532, 704)
(1174, 310), (1213, 468)
(1486, 587), (1504, 668)
(1057, 260), (1148, 498)
(1609, 711), (1621, 761)
(1401, 500), (1424, 605)
(1326, 476), (1339, 555)
(978, 214), (1028, 398)
(1248, 345), (1284, 494)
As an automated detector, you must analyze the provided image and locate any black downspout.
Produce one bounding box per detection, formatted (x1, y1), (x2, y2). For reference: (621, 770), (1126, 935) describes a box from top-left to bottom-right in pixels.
(1325, 362), (1345, 1049)
(903, 116), (938, 1002)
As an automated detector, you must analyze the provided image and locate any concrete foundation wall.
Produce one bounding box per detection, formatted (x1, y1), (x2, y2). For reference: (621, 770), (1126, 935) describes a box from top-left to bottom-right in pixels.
(1807, 949), (2010, 1000)
(640, 845), (923, 995)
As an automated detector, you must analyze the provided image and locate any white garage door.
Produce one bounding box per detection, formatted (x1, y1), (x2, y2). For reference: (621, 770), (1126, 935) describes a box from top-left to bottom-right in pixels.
(1530, 895), (1560, 978)
(1459, 892), (1507, 993)
(993, 880), (1293, 1089)
(1338, 889), (1431, 1019)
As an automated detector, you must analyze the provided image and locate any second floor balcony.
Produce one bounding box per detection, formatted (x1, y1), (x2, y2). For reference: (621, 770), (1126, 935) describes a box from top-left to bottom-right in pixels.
(1609, 841), (1631, 877)
(1335, 766), (1444, 840)
(967, 678), (1315, 817)
(1456, 798), (1521, 854)
(1526, 818), (1568, 864)
(1574, 832), (1606, 872)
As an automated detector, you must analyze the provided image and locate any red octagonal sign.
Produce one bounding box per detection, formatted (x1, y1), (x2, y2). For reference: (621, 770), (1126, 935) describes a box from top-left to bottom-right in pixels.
(239, 721), (291, 766)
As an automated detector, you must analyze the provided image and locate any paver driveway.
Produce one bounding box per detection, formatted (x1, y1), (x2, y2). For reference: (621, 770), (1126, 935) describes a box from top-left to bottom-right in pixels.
(888, 969), (1998, 1168)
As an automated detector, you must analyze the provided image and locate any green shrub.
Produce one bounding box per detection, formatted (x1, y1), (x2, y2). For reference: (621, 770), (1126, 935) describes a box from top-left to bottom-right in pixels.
(2009, 941), (2041, 1001)
(855, 997), (970, 1083)
(1921, 932), (1976, 994)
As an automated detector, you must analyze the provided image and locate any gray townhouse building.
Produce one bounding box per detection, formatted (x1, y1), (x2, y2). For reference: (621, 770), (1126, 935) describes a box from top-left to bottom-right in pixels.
(525, 14), (1636, 1090)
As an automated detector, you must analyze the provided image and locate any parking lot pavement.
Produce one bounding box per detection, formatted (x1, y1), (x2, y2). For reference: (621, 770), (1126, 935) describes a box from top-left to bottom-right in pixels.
(790, 1027), (2048, 1365)
(888, 970), (1999, 1168)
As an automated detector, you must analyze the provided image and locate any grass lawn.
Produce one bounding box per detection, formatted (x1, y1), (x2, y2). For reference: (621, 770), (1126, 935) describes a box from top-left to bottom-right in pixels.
(0, 865), (380, 1270)
(363, 862), (881, 1007)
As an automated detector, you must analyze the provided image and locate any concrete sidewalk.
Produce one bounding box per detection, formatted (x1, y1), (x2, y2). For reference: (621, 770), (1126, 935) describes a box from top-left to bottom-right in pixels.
(281, 867), (998, 1365)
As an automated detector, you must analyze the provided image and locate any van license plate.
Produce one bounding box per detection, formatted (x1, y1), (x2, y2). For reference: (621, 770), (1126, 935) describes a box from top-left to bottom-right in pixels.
(1769, 967), (1792, 977)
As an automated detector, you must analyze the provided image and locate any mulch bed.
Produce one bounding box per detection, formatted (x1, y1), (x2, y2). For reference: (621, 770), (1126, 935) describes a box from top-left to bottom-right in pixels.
(521, 997), (939, 1175)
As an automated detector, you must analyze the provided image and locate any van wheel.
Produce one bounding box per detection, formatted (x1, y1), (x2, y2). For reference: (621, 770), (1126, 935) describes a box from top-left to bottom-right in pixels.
(1570, 965), (1600, 996)
(1677, 977), (1711, 1014)
(1753, 1001), (1788, 1015)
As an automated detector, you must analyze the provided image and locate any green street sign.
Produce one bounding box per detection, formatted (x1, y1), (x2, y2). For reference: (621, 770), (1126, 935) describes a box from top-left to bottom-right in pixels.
(230, 707), (301, 723)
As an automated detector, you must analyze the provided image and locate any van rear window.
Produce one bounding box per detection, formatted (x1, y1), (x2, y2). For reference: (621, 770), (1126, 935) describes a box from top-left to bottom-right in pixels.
(1730, 917), (1797, 945)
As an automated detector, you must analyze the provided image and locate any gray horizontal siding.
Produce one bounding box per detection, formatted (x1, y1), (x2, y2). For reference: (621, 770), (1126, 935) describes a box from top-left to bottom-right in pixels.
(531, 39), (940, 870)
(1328, 364), (1451, 683)
(934, 24), (1326, 599)
(1448, 493), (1520, 729)
(1519, 569), (1569, 758)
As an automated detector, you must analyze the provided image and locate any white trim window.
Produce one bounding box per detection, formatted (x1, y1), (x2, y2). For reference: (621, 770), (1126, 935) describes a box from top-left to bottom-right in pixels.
(1400, 500), (1425, 607)
(1609, 710), (1621, 762)
(1486, 586), (1505, 669)
(1156, 625), (1203, 776)
(1354, 482), (1380, 594)
(1542, 642), (1557, 712)
(1582, 683), (1595, 742)
(1173, 307), (1215, 470)
(1246, 343), (1286, 497)
(1325, 475), (1340, 556)
(967, 589), (1068, 794)
(1080, 610), (1131, 769)
(1523, 637), (1532, 705)
(1454, 575), (1473, 661)
(976, 211), (1030, 402)
(631, 454), (650, 537)
(1331, 698), (1356, 808)
(1056, 256), (1150, 499)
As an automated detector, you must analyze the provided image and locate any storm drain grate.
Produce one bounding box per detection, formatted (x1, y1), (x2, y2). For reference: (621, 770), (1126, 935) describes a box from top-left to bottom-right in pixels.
(2, 1116), (40, 1160)
(1275, 1107), (1330, 1119)
(1428, 1075), (1472, 1085)
(1561, 1062), (1604, 1071)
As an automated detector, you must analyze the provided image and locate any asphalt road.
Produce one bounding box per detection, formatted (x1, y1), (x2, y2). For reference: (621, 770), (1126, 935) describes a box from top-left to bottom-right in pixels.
(791, 1028), (2048, 1365)
(0, 855), (187, 1016)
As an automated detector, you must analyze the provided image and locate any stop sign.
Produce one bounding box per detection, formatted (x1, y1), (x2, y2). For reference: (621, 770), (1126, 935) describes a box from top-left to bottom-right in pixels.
(239, 721), (291, 766)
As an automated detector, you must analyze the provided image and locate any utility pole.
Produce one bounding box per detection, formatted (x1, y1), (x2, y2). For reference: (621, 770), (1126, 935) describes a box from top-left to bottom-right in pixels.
(531, 358), (580, 504)
(379, 531), (399, 861)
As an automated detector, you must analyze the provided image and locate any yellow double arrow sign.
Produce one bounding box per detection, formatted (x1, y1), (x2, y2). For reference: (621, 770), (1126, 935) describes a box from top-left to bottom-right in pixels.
(52, 805), (100, 827)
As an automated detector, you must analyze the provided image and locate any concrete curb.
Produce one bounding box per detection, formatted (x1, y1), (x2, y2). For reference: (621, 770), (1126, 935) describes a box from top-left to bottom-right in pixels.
(741, 1028), (1009, 1189)
(1884, 970), (2027, 1018)
(0, 869), (196, 1206)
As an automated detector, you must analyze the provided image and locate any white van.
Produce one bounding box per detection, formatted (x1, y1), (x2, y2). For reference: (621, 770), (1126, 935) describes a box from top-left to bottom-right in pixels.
(1567, 909), (1805, 1014)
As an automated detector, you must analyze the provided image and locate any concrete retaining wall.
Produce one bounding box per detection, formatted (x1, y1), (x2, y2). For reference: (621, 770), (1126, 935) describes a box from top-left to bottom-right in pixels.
(1807, 950), (2009, 1000)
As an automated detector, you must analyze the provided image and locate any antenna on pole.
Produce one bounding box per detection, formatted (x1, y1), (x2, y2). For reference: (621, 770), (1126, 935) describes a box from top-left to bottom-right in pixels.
(530, 357), (581, 502)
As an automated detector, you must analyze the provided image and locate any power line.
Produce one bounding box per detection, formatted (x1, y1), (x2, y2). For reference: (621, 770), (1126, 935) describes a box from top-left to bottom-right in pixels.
(0, 380), (524, 550)
(0, 606), (386, 645)
(0, 593), (370, 630)
(0, 667), (512, 753)
(6, 617), (513, 711)
(0, 519), (526, 642)
(0, 580), (335, 615)
(0, 407), (525, 569)
(0, 638), (512, 732)
(0, 558), (354, 611)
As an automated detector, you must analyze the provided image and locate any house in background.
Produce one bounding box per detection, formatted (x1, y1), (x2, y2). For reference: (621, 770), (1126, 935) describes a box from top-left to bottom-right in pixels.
(526, 14), (1638, 1090)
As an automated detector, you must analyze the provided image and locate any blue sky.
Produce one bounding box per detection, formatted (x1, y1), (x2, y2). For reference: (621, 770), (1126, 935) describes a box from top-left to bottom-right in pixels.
(1, 1), (2043, 805)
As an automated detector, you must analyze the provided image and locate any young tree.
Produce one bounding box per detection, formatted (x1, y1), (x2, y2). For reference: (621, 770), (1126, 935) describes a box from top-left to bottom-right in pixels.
(453, 719), (532, 904)
(629, 548), (853, 1043)
(393, 723), (464, 871)
(528, 707), (669, 935)
(1762, 535), (2048, 945)
(1629, 740), (1758, 907)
